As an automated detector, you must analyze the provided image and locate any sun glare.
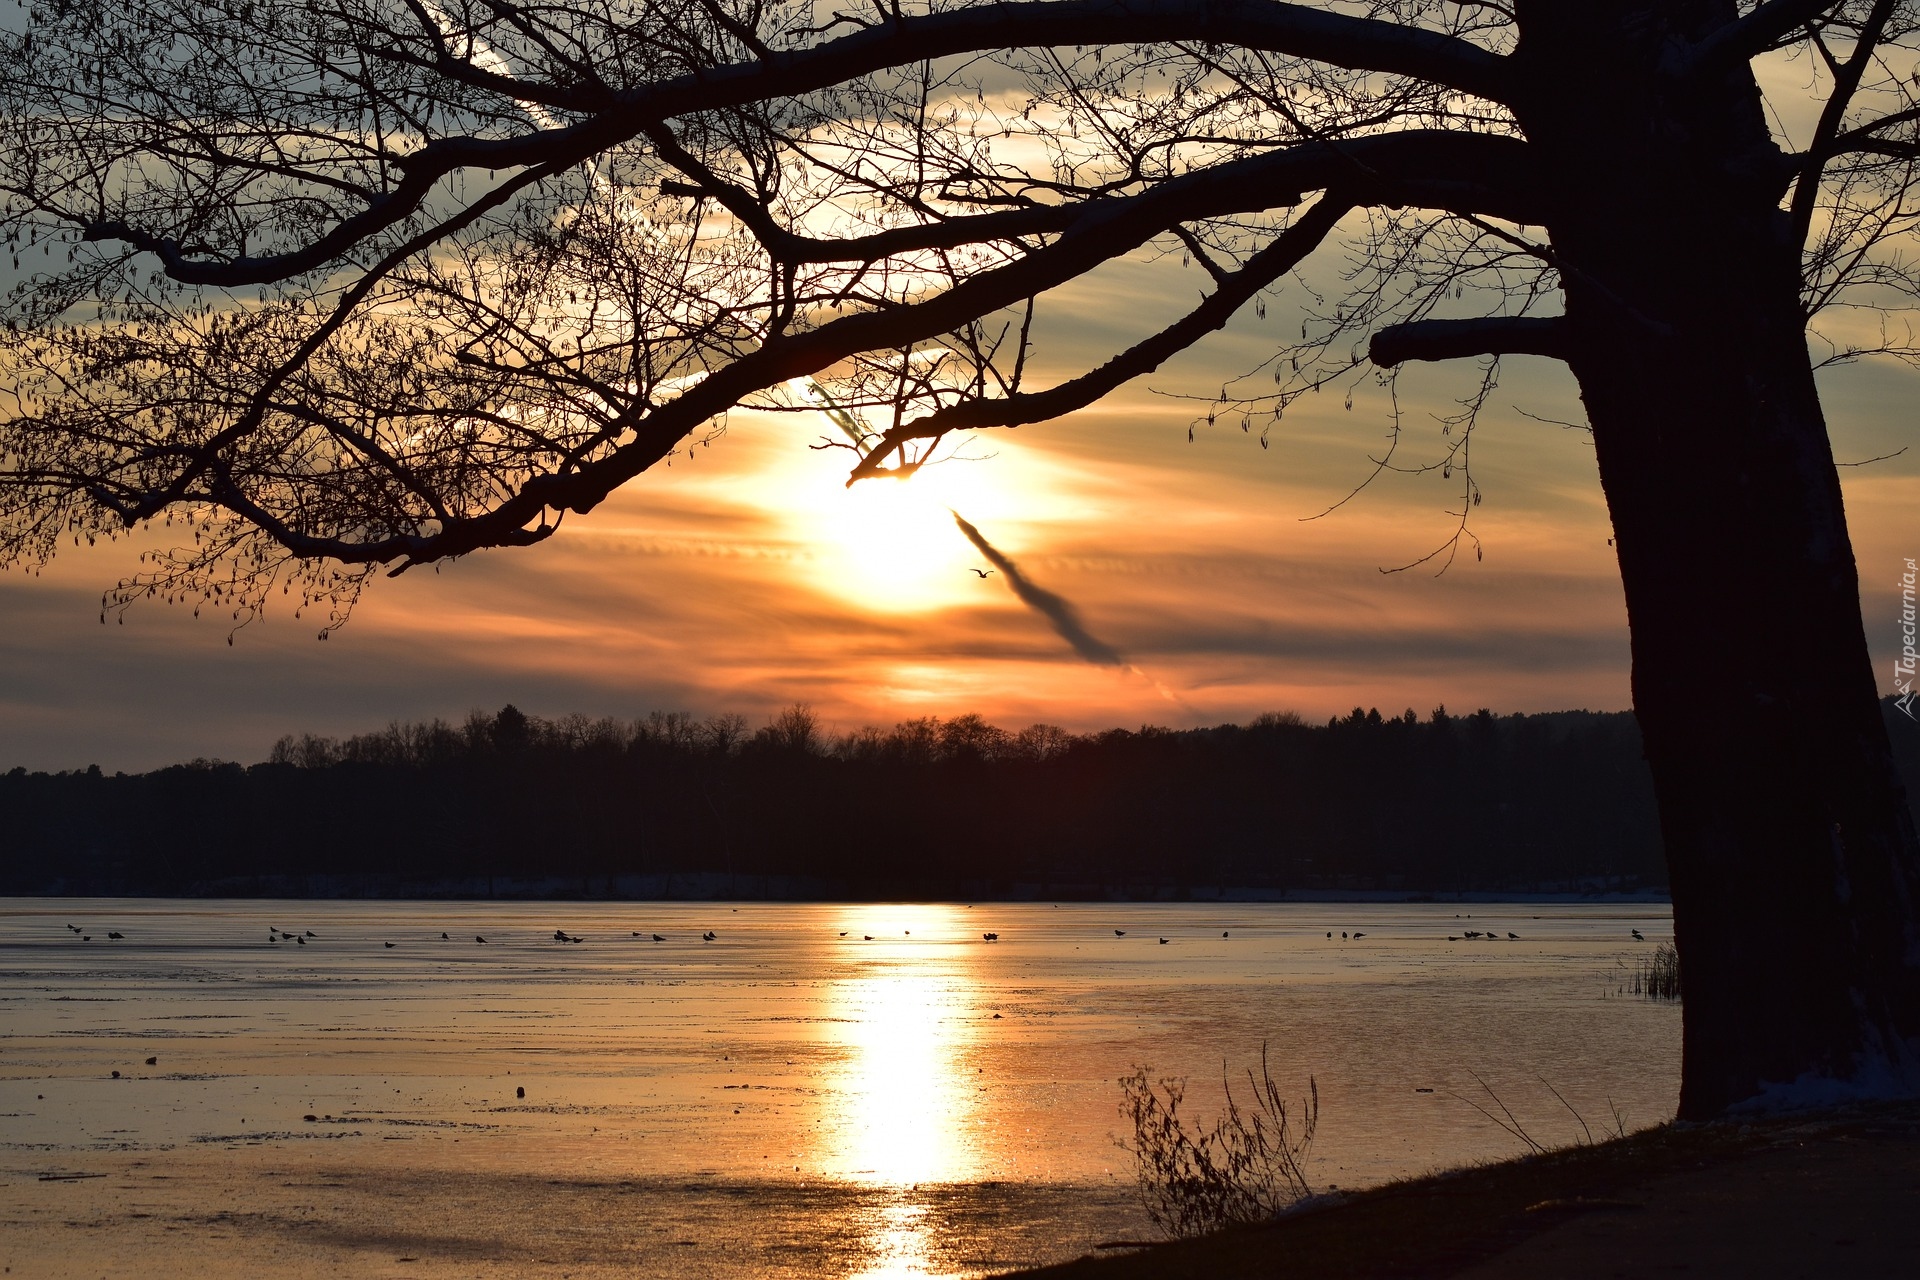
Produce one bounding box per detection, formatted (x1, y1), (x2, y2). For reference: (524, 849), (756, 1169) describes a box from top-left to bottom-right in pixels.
(745, 407), (1085, 616)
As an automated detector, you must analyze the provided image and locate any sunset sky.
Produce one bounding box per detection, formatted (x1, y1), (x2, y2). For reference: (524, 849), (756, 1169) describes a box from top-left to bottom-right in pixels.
(4, 40), (1919, 774)
(4, 232), (1914, 774)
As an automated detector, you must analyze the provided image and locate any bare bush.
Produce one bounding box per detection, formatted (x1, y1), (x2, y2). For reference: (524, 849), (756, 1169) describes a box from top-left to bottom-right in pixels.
(1633, 942), (1683, 1002)
(1119, 1045), (1318, 1239)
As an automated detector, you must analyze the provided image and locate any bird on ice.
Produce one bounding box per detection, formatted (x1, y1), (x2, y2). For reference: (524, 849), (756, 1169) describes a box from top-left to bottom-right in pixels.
(476, 935), (488, 944)
(384, 942), (396, 949)
(1114, 930), (1126, 937)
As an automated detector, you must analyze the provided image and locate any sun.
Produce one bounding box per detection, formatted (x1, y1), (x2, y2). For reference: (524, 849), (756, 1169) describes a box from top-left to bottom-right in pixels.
(757, 416), (1049, 615)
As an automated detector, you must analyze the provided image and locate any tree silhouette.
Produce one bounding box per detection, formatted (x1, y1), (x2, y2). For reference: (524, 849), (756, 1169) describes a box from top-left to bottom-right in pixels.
(3, 0), (1918, 1117)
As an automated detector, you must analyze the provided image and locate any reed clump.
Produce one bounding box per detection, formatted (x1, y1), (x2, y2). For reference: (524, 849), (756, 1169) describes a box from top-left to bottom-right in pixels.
(1118, 1044), (1318, 1239)
(1631, 941), (1683, 1000)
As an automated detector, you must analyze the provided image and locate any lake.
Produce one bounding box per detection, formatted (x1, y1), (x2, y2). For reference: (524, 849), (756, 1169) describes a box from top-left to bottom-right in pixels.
(0, 897), (1679, 1278)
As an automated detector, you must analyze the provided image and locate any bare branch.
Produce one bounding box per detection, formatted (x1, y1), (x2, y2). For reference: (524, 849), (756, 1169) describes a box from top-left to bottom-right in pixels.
(1367, 315), (1566, 366)
(847, 192), (1357, 481)
(77, 0), (1515, 287)
(1685, 0), (1843, 73)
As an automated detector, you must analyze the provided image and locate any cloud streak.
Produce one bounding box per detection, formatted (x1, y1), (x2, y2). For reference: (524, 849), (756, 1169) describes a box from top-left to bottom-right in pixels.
(950, 509), (1125, 667)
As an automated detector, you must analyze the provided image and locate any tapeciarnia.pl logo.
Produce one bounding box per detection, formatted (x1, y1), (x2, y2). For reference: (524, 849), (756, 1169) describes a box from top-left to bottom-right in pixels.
(1898, 557), (1917, 720)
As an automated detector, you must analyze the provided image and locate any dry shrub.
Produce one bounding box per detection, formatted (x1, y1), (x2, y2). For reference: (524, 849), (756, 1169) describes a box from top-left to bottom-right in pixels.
(1118, 1044), (1318, 1239)
(1632, 942), (1683, 1000)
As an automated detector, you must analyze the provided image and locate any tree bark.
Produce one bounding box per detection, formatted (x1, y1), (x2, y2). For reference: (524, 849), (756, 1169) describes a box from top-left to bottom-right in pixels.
(1515, 0), (1920, 1117)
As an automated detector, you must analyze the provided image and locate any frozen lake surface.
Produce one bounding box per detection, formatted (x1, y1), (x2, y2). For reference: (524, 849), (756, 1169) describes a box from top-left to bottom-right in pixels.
(0, 898), (1679, 1277)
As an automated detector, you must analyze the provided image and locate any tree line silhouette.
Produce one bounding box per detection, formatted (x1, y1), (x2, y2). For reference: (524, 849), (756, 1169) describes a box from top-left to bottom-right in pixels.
(4, 701), (1915, 900)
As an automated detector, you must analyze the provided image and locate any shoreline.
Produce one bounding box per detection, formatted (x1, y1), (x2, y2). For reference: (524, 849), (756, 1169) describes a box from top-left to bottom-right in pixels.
(1010, 1101), (1920, 1278)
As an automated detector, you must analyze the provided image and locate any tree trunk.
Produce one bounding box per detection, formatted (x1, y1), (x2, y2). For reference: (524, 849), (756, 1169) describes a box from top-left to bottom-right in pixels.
(1516, 0), (1920, 1118)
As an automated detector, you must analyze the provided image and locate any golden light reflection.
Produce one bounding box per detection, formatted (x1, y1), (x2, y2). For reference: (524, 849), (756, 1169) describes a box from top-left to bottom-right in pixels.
(819, 906), (984, 1277)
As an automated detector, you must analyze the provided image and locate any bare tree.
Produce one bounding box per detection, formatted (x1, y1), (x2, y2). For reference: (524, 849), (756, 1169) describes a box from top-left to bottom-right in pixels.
(3, 0), (1918, 1118)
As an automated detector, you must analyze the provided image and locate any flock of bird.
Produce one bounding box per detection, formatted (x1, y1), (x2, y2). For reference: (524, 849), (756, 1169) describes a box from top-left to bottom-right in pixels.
(57, 920), (1666, 949)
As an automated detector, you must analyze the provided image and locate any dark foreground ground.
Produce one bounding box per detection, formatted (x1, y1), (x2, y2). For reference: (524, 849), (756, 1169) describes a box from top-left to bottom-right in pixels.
(1013, 1101), (1920, 1279)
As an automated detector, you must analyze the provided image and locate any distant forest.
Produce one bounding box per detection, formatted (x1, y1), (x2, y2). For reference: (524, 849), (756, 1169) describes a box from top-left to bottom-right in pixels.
(5, 701), (1917, 899)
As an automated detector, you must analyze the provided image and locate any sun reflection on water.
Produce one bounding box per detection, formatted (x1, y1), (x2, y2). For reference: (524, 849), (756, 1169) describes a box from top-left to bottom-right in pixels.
(821, 906), (984, 1276)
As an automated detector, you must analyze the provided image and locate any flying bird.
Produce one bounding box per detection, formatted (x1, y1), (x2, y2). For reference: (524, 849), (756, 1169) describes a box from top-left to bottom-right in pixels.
(951, 511), (1127, 669)
(968, 567), (995, 578)
(1632, 929), (1646, 941)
